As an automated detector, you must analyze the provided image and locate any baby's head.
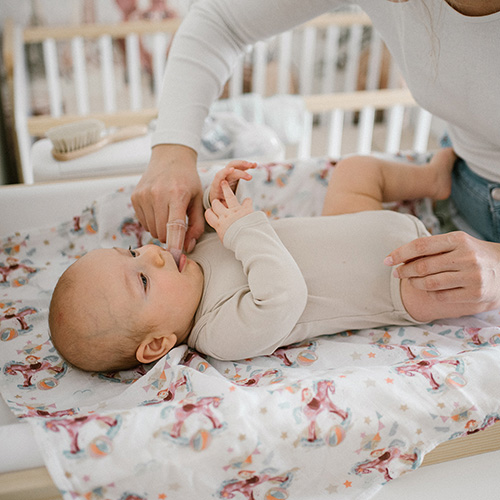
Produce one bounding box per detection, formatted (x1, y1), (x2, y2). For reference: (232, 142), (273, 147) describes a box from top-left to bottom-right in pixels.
(49, 245), (203, 372)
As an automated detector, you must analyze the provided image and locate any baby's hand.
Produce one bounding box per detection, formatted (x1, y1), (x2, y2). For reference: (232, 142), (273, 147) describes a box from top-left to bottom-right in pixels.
(205, 180), (254, 242)
(209, 160), (256, 206)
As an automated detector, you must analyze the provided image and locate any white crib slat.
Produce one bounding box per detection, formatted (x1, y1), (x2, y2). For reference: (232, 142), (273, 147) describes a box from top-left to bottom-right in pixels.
(365, 31), (383, 91)
(327, 109), (344, 158)
(343, 24), (363, 123)
(413, 108), (433, 153)
(252, 41), (267, 97)
(385, 62), (405, 153)
(385, 105), (404, 154)
(299, 26), (317, 95)
(344, 24), (363, 92)
(356, 31), (381, 153)
(13, 25), (33, 183)
(152, 32), (169, 105)
(99, 35), (116, 113)
(277, 31), (292, 94)
(71, 37), (89, 115)
(297, 110), (313, 160)
(357, 106), (375, 154)
(42, 38), (62, 117)
(319, 26), (341, 126)
(126, 33), (142, 110)
(229, 54), (244, 98)
(321, 26), (341, 94)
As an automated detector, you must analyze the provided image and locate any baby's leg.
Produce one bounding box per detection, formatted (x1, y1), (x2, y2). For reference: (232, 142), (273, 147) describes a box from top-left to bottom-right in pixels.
(321, 149), (456, 216)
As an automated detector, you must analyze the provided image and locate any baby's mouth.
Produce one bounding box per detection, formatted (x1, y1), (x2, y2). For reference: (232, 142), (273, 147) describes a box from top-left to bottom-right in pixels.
(178, 253), (187, 272)
(169, 248), (183, 268)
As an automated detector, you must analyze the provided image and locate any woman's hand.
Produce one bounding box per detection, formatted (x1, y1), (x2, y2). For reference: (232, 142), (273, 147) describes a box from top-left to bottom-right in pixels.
(385, 231), (500, 312)
(205, 180), (254, 242)
(209, 160), (256, 206)
(131, 144), (204, 251)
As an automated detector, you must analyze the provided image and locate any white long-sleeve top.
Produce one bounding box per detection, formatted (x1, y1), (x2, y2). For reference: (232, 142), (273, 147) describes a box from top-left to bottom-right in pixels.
(153, 0), (500, 182)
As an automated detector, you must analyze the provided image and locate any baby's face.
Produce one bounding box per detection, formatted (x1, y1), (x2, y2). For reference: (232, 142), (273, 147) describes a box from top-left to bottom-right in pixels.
(73, 244), (204, 342)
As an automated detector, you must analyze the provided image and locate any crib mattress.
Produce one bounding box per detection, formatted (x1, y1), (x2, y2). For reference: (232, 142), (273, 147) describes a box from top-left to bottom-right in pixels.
(1, 159), (500, 500)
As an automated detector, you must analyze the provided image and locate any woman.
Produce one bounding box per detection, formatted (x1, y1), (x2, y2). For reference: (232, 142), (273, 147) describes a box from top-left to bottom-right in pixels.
(131, 0), (500, 314)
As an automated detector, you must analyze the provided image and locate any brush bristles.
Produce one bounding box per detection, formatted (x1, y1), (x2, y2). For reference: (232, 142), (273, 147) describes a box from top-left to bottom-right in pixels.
(46, 119), (105, 153)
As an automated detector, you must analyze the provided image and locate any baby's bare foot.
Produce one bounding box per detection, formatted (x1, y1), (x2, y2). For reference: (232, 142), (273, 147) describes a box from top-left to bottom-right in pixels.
(429, 147), (456, 200)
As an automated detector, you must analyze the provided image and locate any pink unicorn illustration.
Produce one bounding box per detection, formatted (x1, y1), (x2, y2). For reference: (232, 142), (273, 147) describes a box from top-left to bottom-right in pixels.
(45, 414), (119, 455)
(355, 446), (419, 482)
(170, 396), (223, 439)
(233, 369), (281, 387)
(395, 358), (461, 391)
(219, 469), (293, 499)
(0, 306), (37, 330)
(5, 355), (64, 389)
(142, 374), (189, 405)
(0, 257), (37, 284)
(301, 380), (349, 442)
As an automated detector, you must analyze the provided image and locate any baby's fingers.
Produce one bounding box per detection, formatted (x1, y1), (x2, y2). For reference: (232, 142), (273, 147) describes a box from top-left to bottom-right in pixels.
(241, 197), (253, 210)
(204, 207), (218, 228)
(226, 160), (257, 172)
(213, 166), (235, 186)
(221, 181), (240, 208)
(226, 168), (253, 186)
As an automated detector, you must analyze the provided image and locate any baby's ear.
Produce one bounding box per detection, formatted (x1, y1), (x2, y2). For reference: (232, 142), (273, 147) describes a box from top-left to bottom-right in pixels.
(135, 334), (177, 364)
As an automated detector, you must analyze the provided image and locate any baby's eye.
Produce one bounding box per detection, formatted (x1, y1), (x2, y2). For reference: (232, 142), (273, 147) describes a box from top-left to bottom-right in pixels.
(128, 246), (138, 258)
(140, 273), (148, 290)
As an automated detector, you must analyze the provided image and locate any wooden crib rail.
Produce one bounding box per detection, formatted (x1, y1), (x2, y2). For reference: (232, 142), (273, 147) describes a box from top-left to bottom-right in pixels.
(300, 88), (433, 159)
(24, 88), (413, 135)
(10, 10), (373, 120)
(18, 12), (369, 43)
(8, 9), (399, 183)
(24, 86), (428, 165)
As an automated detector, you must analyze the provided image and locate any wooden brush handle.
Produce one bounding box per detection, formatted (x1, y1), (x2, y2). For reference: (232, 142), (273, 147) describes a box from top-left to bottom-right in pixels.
(108, 125), (149, 144)
(52, 125), (149, 161)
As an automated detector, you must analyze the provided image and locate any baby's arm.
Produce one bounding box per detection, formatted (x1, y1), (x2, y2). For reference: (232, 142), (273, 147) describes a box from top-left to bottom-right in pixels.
(194, 209), (309, 360)
(195, 167), (309, 361)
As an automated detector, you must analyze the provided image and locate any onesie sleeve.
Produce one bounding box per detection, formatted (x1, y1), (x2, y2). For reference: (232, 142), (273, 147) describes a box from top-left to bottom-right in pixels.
(152, 0), (339, 151)
(203, 184), (211, 211)
(192, 211), (308, 360)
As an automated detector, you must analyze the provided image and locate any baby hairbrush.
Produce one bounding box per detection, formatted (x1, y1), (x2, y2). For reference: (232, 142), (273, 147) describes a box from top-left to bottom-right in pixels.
(46, 119), (148, 161)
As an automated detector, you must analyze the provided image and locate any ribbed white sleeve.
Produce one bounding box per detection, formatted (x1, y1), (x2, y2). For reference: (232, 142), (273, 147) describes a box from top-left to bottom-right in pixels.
(151, 0), (338, 152)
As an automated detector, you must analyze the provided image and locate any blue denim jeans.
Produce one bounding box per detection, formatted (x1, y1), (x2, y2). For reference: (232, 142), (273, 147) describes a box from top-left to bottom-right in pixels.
(441, 135), (500, 242)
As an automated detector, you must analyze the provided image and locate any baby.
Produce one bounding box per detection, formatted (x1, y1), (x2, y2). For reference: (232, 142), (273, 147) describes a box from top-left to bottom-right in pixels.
(50, 149), (470, 372)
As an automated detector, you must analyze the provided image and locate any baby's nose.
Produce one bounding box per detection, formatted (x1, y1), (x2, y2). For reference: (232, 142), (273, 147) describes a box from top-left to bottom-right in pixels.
(143, 245), (164, 267)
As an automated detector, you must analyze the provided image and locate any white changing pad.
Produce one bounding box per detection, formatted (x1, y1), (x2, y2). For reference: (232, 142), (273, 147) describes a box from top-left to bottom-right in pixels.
(0, 395), (44, 473)
(1, 156), (499, 500)
(31, 107), (285, 182)
(31, 135), (152, 182)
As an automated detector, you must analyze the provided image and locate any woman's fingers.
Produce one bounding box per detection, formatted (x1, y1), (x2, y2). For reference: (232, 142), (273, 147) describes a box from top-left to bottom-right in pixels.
(386, 233), (457, 269)
(393, 251), (459, 280)
(388, 231), (500, 309)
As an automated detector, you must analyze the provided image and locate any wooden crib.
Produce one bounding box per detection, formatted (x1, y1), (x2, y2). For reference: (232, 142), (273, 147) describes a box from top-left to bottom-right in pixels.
(4, 10), (435, 184)
(1, 9), (500, 500)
